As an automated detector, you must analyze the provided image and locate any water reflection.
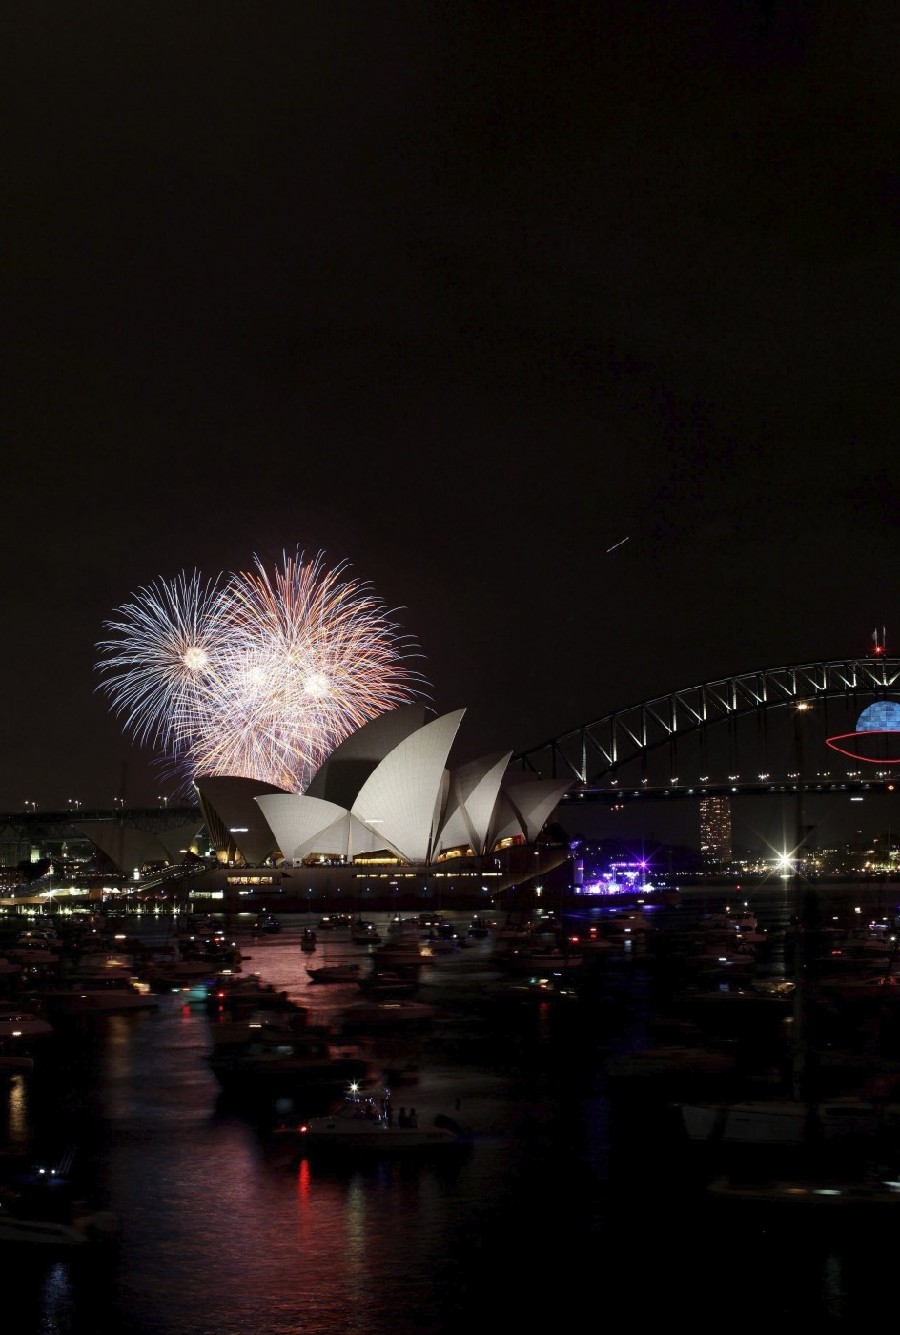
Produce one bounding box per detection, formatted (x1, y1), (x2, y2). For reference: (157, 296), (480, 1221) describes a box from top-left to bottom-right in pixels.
(5, 891), (900, 1331)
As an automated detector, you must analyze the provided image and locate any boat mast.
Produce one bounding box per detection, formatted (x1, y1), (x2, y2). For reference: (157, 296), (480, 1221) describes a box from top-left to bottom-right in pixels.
(790, 700), (812, 1102)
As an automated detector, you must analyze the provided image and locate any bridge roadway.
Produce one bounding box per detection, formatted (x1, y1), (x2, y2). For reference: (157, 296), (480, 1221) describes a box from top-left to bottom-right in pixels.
(3, 774), (896, 841)
(1, 806), (203, 839)
(563, 775), (896, 807)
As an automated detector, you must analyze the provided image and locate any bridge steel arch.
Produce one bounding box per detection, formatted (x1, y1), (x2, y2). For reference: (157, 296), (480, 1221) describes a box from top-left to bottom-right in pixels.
(511, 657), (900, 788)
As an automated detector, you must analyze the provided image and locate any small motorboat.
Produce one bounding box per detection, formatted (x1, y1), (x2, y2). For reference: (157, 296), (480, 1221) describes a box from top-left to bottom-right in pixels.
(37, 974), (160, 1015)
(0, 1010), (54, 1041)
(318, 913), (352, 931)
(350, 919), (381, 945)
(294, 1086), (469, 1157)
(707, 1172), (900, 1219)
(356, 968), (419, 998)
(300, 929), (318, 953)
(0, 1152), (120, 1249)
(306, 963), (361, 984)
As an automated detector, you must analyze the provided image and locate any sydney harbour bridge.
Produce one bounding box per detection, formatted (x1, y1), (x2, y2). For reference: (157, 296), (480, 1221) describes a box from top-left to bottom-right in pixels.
(6, 655), (900, 857)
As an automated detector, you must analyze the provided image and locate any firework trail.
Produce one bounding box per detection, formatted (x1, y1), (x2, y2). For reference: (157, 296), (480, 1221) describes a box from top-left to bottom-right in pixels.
(96, 550), (429, 794)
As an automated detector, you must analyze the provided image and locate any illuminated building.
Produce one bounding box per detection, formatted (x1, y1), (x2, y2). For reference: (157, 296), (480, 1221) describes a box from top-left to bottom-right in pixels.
(699, 795), (732, 867)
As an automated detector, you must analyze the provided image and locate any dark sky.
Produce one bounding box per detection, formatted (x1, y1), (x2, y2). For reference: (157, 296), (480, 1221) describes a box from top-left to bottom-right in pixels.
(4, 3), (900, 823)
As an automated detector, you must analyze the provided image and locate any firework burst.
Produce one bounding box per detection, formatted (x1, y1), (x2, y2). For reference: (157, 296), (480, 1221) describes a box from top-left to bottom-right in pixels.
(95, 569), (228, 755)
(96, 550), (430, 794)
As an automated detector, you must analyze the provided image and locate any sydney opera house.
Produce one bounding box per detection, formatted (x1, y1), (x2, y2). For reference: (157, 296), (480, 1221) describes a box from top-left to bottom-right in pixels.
(78, 704), (574, 910)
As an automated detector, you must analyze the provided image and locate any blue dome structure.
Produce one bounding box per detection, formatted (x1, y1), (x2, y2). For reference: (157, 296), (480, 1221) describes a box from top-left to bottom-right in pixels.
(826, 699), (900, 763)
(855, 702), (900, 731)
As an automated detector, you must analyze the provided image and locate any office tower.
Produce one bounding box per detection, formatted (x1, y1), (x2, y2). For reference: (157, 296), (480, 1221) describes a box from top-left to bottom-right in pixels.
(699, 795), (732, 866)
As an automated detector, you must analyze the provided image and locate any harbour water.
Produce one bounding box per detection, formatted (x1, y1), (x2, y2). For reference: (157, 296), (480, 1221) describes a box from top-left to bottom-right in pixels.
(5, 882), (900, 1332)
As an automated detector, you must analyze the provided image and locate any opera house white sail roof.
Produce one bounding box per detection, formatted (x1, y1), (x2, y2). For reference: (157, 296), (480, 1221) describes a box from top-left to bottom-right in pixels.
(76, 706), (571, 872)
(72, 706), (572, 875)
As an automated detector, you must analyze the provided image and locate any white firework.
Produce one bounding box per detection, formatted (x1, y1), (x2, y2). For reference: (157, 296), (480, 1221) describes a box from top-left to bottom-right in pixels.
(96, 550), (429, 793)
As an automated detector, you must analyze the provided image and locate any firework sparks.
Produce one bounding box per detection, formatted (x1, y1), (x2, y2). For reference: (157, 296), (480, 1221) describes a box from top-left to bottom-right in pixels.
(95, 569), (228, 754)
(96, 550), (430, 794)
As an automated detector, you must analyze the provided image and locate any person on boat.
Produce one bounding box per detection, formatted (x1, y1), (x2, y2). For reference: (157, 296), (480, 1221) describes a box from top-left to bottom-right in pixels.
(398, 1107), (410, 1128)
(408, 1107), (418, 1128)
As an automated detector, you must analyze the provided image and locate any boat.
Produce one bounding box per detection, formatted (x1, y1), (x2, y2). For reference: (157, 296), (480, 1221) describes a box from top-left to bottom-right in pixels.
(678, 1095), (883, 1148)
(292, 1086), (470, 1157)
(338, 999), (438, 1031)
(3, 943), (60, 968)
(0, 1010), (54, 1041)
(372, 941), (428, 968)
(483, 973), (581, 1009)
(350, 919), (381, 945)
(384, 915), (421, 943)
(675, 980), (796, 1039)
(707, 1170), (900, 1217)
(140, 958), (226, 991)
(37, 973), (160, 1015)
(499, 945), (585, 975)
(0, 1152), (120, 1249)
(317, 913), (352, 931)
(563, 925), (615, 955)
(306, 963), (361, 984)
(606, 1044), (739, 1101)
(178, 931), (244, 969)
(300, 927), (318, 952)
(206, 1009), (375, 1105)
(422, 925), (463, 954)
(356, 968), (420, 998)
(813, 972), (900, 1005)
(203, 972), (294, 1017)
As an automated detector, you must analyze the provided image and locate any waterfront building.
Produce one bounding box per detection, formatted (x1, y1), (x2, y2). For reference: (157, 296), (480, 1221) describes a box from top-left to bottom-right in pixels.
(698, 795), (732, 867)
(10, 706), (574, 914)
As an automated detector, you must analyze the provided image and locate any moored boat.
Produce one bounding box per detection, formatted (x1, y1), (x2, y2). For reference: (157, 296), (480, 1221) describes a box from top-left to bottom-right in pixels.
(0, 1010), (54, 1041)
(206, 1008), (375, 1105)
(356, 968), (420, 998)
(306, 963), (361, 984)
(338, 999), (437, 1031)
(350, 919), (381, 945)
(37, 973), (160, 1015)
(707, 1171), (900, 1217)
(678, 1094), (888, 1149)
(500, 945), (584, 975)
(203, 972), (294, 1017)
(0, 1153), (120, 1249)
(466, 915), (491, 939)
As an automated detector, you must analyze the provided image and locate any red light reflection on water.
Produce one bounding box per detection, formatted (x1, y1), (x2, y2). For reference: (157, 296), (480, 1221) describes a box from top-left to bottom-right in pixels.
(295, 1153), (312, 1200)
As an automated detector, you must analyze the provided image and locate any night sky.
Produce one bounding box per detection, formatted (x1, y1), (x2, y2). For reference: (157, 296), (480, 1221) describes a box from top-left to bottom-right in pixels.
(5, 4), (900, 836)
